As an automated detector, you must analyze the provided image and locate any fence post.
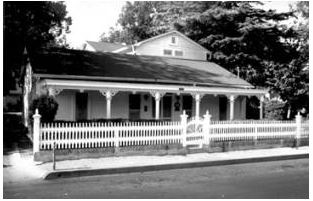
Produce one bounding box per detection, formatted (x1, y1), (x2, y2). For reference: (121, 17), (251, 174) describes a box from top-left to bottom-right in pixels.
(295, 112), (302, 148)
(253, 126), (258, 146)
(52, 141), (56, 170)
(180, 110), (188, 147)
(203, 110), (212, 148)
(33, 109), (41, 156)
(114, 124), (120, 152)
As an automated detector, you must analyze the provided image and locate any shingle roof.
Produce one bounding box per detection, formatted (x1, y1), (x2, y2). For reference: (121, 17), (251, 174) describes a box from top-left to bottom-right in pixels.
(29, 48), (253, 88)
(86, 41), (126, 52)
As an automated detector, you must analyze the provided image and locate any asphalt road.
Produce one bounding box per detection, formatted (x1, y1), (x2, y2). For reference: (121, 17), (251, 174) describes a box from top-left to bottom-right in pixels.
(4, 158), (309, 199)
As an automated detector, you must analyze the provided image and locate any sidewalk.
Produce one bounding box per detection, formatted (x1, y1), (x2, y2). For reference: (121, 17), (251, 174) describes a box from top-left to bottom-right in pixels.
(3, 146), (309, 181)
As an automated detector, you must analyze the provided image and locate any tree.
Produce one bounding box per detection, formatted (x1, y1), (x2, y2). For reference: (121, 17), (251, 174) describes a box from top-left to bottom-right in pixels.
(4, 1), (72, 95)
(29, 95), (59, 123)
(265, 1), (309, 118)
(101, 1), (216, 44)
(182, 2), (294, 85)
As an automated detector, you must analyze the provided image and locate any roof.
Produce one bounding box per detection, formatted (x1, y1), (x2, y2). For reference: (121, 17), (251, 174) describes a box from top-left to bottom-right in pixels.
(85, 41), (126, 52)
(29, 48), (253, 89)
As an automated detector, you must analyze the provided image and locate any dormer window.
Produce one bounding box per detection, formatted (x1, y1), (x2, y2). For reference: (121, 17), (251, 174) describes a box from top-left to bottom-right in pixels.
(171, 36), (178, 45)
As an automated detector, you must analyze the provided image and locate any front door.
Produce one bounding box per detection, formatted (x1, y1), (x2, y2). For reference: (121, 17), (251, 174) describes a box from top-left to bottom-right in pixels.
(76, 92), (88, 121)
(129, 94), (141, 120)
(162, 95), (172, 120)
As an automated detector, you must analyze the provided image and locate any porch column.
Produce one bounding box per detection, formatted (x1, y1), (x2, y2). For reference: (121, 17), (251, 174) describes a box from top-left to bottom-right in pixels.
(150, 91), (165, 120)
(228, 95), (237, 121)
(106, 94), (112, 119)
(192, 93), (203, 120)
(99, 89), (118, 119)
(259, 95), (264, 120)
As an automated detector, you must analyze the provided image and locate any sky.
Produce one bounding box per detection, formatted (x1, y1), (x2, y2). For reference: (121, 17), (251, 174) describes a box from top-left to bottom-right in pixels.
(65, 1), (127, 48)
(65, 1), (294, 48)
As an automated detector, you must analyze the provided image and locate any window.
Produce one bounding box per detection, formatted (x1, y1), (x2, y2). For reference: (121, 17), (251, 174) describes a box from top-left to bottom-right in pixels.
(171, 36), (177, 45)
(163, 49), (172, 56)
(175, 50), (183, 56)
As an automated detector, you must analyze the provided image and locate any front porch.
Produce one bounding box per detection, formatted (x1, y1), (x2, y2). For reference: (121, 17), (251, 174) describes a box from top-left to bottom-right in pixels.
(39, 79), (268, 122)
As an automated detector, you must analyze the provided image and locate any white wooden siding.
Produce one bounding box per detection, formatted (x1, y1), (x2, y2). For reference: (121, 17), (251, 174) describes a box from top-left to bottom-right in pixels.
(54, 90), (75, 121)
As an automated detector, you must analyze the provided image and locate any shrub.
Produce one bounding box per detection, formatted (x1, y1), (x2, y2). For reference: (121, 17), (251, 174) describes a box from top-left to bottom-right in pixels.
(264, 100), (287, 120)
(29, 95), (59, 122)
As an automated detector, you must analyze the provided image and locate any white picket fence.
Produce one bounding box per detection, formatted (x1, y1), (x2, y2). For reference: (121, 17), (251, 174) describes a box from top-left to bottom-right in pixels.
(210, 120), (297, 141)
(32, 109), (309, 152)
(39, 121), (182, 150)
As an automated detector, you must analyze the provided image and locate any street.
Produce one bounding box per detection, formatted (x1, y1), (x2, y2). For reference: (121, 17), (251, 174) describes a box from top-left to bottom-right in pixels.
(4, 158), (308, 199)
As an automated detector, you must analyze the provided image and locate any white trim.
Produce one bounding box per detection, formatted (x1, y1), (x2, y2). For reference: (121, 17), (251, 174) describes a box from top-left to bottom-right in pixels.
(42, 79), (268, 97)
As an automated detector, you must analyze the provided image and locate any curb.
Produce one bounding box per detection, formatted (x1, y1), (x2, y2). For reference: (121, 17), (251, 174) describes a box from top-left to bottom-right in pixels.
(43, 153), (309, 180)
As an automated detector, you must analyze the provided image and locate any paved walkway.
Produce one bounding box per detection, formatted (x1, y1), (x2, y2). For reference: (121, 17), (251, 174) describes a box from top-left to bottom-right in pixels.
(3, 146), (309, 182)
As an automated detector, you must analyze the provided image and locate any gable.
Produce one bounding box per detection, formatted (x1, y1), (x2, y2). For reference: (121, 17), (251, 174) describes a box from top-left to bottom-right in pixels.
(134, 31), (210, 61)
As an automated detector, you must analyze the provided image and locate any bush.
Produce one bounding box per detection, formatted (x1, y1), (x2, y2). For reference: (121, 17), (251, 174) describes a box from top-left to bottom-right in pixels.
(264, 100), (287, 120)
(29, 95), (59, 122)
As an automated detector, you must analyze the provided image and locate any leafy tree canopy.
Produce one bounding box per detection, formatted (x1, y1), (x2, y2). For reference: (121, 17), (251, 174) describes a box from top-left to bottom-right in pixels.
(101, 1), (217, 43)
(4, 1), (72, 95)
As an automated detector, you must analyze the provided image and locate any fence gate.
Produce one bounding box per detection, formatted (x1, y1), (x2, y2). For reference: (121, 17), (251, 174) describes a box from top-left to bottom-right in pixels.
(186, 117), (205, 148)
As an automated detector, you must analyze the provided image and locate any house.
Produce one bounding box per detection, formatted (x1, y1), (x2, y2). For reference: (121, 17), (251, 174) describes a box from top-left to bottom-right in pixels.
(23, 31), (267, 124)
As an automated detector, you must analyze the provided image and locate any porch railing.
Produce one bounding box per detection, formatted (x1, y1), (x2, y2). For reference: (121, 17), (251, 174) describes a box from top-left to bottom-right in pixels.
(32, 109), (309, 152)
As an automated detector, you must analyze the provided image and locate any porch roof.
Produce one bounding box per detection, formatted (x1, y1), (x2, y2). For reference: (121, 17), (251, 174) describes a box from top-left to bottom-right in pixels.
(30, 48), (253, 89)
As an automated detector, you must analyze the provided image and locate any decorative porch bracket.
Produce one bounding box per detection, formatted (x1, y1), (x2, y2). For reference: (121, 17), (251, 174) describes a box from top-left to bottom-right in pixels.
(150, 91), (165, 120)
(99, 89), (119, 119)
(48, 87), (63, 96)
